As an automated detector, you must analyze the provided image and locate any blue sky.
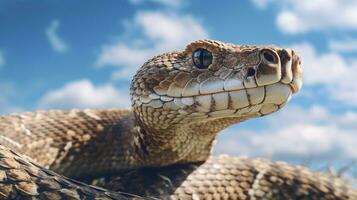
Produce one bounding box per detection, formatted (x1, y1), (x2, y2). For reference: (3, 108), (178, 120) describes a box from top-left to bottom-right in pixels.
(1, 0), (357, 176)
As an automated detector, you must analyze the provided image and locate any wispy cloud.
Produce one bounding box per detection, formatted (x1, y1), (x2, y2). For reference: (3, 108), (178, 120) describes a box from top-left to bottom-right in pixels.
(0, 50), (5, 68)
(215, 105), (357, 163)
(251, 0), (357, 34)
(291, 43), (349, 85)
(45, 20), (69, 53)
(329, 38), (357, 53)
(250, 0), (275, 9)
(38, 79), (130, 109)
(129, 0), (184, 7)
(96, 11), (208, 79)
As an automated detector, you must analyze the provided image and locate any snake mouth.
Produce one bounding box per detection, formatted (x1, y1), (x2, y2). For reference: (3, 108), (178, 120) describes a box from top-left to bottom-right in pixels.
(288, 83), (297, 94)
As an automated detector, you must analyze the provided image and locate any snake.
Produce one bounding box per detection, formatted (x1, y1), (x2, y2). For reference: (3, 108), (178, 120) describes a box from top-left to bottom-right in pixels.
(0, 39), (356, 200)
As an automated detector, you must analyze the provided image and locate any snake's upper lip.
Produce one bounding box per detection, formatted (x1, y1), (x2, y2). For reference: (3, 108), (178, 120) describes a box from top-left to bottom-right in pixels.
(288, 83), (298, 94)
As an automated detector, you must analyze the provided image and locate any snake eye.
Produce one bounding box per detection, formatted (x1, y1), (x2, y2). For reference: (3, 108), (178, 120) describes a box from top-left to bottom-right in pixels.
(192, 48), (213, 69)
(261, 49), (278, 64)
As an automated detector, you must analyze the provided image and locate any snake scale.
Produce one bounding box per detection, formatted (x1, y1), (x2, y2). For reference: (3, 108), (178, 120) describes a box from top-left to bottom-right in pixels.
(0, 39), (356, 199)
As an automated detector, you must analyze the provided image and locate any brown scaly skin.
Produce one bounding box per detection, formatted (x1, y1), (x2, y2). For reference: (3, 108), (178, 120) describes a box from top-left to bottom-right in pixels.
(0, 109), (146, 179)
(0, 145), (145, 200)
(100, 156), (357, 200)
(0, 39), (356, 199)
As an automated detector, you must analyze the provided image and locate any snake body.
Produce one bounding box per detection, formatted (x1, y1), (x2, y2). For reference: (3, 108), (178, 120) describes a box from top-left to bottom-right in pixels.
(0, 39), (356, 199)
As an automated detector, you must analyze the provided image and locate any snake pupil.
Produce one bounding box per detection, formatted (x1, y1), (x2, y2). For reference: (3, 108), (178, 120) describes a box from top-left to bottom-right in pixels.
(192, 48), (212, 69)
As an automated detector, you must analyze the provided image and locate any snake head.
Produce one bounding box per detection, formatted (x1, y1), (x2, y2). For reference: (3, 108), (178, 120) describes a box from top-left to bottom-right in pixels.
(130, 40), (302, 128)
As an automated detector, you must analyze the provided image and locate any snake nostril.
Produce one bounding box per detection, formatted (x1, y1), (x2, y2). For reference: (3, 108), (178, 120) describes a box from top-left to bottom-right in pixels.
(261, 49), (278, 64)
(263, 51), (275, 63)
(247, 68), (256, 77)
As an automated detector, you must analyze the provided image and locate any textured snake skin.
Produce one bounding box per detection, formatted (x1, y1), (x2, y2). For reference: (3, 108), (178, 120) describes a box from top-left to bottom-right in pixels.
(0, 39), (356, 199)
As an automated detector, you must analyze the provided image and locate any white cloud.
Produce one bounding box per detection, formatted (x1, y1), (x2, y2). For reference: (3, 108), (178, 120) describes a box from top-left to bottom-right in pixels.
(276, 11), (306, 34)
(38, 79), (130, 109)
(251, 0), (357, 34)
(0, 50), (5, 68)
(250, 0), (276, 9)
(291, 42), (357, 106)
(291, 43), (349, 85)
(96, 11), (208, 79)
(45, 20), (69, 53)
(215, 105), (357, 163)
(329, 38), (357, 53)
(129, 0), (184, 7)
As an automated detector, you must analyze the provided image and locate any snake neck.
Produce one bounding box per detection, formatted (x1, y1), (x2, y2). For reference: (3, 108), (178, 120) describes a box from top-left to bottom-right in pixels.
(135, 113), (249, 167)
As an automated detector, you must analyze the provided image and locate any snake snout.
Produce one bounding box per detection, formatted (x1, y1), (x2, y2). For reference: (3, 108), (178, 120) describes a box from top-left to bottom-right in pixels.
(254, 49), (282, 86)
(278, 49), (303, 94)
(289, 50), (303, 94)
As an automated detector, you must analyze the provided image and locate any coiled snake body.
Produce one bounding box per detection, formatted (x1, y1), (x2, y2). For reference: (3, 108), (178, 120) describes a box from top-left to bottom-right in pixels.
(0, 40), (356, 199)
